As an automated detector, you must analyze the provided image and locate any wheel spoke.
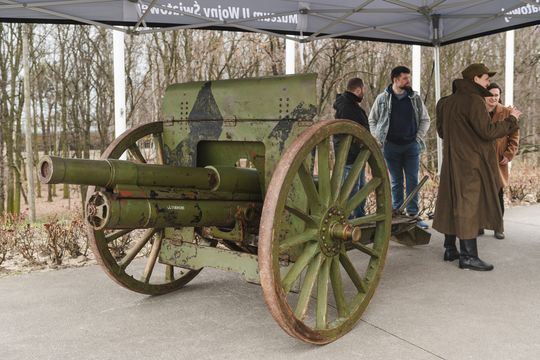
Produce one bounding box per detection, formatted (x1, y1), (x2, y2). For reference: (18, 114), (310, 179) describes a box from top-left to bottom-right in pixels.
(298, 162), (322, 214)
(348, 291), (367, 315)
(118, 228), (157, 270)
(338, 149), (370, 204)
(294, 253), (323, 320)
(279, 229), (318, 252)
(282, 242), (319, 294)
(330, 255), (349, 318)
(105, 229), (132, 244)
(344, 177), (382, 215)
(255, 119), (397, 342)
(165, 264), (175, 282)
(316, 257), (332, 329)
(152, 132), (165, 164)
(352, 243), (380, 259)
(339, 252), (367, 294)
(330, 135), (352, 203)
(128, 144), (147, 164)
(317, 138), (331, 207)
(86, 123), (203, 296)
(141, 231), (163, 284)
(350, 213), (386, 226)
(285, 205), (318, 228)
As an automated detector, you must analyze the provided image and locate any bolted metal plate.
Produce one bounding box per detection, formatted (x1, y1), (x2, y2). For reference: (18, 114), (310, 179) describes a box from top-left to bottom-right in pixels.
(162, 74), (318, 122)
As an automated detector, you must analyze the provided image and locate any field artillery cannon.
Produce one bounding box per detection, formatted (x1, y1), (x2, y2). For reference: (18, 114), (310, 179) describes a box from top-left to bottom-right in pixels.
(38, 74), (430, 344)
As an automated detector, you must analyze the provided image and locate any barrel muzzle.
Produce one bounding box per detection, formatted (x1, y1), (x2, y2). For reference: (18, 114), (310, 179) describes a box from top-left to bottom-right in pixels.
(38, 155), (66, 185)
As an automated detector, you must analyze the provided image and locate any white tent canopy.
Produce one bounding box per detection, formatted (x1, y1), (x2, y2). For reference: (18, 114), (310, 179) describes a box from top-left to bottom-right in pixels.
(1, 0), (539, 45)
(2, 0), (538, 222)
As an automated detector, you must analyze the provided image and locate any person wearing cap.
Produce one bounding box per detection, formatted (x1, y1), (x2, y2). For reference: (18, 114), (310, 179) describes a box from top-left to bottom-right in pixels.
(368, 66), (431, 229)
(477, 83), (521, 239)
(433, 63), (522, 271)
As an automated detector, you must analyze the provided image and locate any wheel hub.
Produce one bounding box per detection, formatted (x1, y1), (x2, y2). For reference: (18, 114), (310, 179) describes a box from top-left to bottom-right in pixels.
(319, 206), (362, 257)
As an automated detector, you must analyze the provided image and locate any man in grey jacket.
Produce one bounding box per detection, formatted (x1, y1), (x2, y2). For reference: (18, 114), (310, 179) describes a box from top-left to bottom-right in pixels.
(368, 66), (430, 228)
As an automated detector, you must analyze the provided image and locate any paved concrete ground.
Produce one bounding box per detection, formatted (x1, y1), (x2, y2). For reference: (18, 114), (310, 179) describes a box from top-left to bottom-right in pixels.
(1, 204), (539, 360)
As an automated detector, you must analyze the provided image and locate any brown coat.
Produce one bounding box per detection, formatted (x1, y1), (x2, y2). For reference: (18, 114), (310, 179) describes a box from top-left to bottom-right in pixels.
(433, 79), (519, 239)
(491, 104), (520, 187)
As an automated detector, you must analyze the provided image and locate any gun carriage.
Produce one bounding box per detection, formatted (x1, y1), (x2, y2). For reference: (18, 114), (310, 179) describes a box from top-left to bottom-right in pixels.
(39, 74), (429, 344)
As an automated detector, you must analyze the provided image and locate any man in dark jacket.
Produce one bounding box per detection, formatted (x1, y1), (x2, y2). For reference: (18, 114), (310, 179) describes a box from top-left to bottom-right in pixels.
(334, 78), (369, 129)
(434, 63), (521, 271)
(333, 78), (368, 217)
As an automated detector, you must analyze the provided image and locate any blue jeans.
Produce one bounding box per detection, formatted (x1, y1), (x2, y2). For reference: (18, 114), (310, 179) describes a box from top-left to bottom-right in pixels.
(383, 141), (420, 216)
(343, 165), (366, 218)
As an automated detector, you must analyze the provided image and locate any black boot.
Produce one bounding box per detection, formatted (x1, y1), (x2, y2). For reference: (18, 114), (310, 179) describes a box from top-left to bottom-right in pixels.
(459, 239), (494, 271)
(443, 235), (460, 262)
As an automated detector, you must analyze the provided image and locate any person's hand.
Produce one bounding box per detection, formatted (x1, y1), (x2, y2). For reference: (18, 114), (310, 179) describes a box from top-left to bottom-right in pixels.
(500, 156), (509, 166)
(508, 105), (522, 119)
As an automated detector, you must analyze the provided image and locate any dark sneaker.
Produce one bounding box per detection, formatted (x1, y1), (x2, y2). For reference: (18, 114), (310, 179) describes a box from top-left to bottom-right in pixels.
(495, 232), (505, 239)
(416, 219), (429, 229)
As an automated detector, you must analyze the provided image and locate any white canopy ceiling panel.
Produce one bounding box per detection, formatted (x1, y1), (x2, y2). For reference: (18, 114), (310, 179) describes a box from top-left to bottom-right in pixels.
(0, 0), (538, 45)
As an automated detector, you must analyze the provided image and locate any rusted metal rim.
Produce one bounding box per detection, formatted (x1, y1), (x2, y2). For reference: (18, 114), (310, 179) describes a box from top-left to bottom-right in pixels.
(87, 121), (201, 295)
(259, 119), (392, 344)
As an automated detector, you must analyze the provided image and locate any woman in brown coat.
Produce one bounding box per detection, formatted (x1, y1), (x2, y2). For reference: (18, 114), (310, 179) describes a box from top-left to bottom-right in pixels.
(484, 83), (520, 239)
(433, 64), (521, 271)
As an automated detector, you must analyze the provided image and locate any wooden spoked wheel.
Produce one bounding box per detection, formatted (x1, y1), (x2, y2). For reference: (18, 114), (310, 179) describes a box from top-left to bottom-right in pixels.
(259, 120), (392, 344)
(87, 121), (200, 295)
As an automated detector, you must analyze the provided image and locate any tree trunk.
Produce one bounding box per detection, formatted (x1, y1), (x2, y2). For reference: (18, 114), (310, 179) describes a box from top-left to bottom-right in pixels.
(59, 31), (70, 200)
(0, 116), (4, 213)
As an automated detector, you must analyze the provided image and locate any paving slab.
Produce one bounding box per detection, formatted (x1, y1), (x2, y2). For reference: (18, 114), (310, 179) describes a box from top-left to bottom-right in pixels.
(1, 204), (539, 360)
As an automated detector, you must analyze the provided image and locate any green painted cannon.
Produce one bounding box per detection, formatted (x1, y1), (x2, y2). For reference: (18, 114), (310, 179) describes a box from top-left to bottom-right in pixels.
(38, 74), (429, 344)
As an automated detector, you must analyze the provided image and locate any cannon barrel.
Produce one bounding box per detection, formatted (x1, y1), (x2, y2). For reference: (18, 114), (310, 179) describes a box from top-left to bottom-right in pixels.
(38, 156), (261, 194)
(86, 191), (259, 230)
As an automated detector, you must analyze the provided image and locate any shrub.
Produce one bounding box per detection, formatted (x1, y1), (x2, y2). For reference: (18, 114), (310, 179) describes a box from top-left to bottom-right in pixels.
(43, 215), (89, 265)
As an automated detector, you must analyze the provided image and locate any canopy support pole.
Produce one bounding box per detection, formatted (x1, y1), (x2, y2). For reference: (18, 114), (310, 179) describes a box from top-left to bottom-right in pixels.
(286, 38), (296, 74)
(505, 30), (515, 172)
(431, 14), (443, 175)
(434, 45), (442, 175)
(412, 45), (422, 94)
(504, 30), (515, 107)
